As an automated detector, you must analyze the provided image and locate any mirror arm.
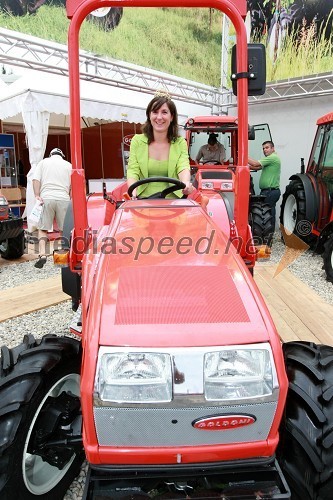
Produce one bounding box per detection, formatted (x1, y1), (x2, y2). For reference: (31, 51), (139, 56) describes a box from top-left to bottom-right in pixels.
(231, 72), (256, 81)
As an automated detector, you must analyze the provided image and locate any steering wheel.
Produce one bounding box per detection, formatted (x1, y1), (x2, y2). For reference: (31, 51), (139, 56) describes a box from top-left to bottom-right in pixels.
(203, 160), (221, 165)
(127, 176), (186, 199)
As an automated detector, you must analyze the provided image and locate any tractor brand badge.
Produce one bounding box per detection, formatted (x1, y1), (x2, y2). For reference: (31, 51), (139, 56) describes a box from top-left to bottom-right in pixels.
(123, 134), (134, 146)
(192, 414), (256, 430)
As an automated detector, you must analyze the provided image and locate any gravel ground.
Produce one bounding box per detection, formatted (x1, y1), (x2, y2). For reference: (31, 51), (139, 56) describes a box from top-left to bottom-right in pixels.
(1, 257), (61, 291)
(0, 232), (331, 499)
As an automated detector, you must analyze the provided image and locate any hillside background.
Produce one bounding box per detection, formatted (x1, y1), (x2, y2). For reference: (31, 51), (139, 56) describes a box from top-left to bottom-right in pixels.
(0, 4), (332, 86)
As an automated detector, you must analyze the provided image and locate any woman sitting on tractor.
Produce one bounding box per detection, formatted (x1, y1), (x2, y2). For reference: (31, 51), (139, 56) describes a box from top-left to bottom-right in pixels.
(127, 91), (195, 199)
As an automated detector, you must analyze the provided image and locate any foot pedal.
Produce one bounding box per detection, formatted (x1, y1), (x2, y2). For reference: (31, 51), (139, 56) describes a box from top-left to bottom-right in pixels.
(70, 304), (82, 335)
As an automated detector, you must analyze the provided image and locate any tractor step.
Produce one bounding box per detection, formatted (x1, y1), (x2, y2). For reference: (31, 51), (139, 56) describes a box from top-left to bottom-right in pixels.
(82, 459), (290, 499)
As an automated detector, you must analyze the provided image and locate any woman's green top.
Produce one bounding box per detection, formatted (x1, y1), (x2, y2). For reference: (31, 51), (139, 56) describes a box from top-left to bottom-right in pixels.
(127, 134), (190, 198)
(144, 158), (177, 198)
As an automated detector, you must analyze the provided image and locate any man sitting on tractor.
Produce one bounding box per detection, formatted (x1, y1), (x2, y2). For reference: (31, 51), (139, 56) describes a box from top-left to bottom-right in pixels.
(196, 133), (226, 164)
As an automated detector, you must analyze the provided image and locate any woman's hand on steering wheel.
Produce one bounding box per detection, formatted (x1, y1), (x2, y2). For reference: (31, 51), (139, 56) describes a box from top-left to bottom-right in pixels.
(182, 181), (195, 196)
(127, 177), (186, 199)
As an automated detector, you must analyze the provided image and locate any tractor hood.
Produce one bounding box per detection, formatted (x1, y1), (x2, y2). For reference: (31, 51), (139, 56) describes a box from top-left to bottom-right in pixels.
(83, 199), (271, 348)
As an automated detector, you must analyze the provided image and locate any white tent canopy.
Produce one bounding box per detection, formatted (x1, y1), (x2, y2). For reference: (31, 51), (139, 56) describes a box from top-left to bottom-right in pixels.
(0, 72), (147, 124)
(0, 71), (209, 229)
(0, 72), (154, 230)
(0, 78), (8, 89)
(0, 71), (209, 125)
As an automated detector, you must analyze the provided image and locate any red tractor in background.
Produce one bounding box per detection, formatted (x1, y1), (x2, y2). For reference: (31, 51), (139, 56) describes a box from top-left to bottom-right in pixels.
(1, 1), (333, 500)
(280, 111), (333, 282)
(184, 115), (275, 268)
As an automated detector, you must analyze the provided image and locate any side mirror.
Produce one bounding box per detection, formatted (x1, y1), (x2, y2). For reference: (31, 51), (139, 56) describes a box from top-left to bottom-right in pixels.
(231, 43), (266, 96)
(248, 126), (255, 140)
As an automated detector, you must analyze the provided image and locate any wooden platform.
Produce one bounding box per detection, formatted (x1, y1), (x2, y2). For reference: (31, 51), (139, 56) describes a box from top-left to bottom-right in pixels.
(1, 265), (332, 348)
(0, 275), (69, 322)
(255, 265), (333, 345)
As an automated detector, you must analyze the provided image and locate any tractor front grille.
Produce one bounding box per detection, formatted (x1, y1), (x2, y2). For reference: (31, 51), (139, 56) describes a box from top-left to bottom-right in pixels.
(93, 401), (277, 447)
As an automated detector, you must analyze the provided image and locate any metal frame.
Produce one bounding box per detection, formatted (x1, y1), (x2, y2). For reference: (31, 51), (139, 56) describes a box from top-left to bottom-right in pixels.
(1, 27), (332, 112)
(226, 72), (333, 107)
(0, 28), (225, 113)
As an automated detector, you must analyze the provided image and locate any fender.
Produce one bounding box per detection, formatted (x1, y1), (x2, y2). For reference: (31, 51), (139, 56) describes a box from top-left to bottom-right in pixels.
(289, 174), (318, 222)
(202, 192), (233, 238)
(61, 202), (81, 304)
(218, 191), (234, 222)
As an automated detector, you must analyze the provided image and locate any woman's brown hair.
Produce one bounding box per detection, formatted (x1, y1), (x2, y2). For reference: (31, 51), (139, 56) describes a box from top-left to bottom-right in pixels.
(142, 95), (179, 144)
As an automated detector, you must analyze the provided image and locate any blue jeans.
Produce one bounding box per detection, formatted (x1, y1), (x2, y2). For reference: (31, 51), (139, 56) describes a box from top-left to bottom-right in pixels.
(260, 188), (281, 230)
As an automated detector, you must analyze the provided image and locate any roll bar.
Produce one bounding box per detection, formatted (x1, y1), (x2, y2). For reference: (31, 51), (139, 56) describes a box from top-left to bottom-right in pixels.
(66, 0), (250, 267)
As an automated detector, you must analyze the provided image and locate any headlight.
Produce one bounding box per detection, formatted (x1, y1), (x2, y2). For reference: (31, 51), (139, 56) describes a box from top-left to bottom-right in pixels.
(96, 352), (172, 403)
(202, 182), (214, 189)
(204, 348), (273, 401)
(221, 181), (233, 190)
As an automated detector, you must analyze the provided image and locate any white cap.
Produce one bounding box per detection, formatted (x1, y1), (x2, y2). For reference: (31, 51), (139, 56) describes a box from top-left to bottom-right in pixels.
(49, 148), (65, 159)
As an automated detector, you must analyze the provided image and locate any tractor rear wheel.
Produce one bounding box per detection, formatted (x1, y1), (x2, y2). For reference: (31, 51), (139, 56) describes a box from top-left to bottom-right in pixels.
(280, 180), (315, 245)
(0, 230), (25, 259)
(0, 334), (84, 500)
(323, 234), (333, 283)
(249, 200), (274, 246)
(278, 341), (333, 500)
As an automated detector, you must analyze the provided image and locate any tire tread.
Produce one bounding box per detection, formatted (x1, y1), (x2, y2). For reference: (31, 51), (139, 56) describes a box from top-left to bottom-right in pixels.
(278, 341), (333, 499)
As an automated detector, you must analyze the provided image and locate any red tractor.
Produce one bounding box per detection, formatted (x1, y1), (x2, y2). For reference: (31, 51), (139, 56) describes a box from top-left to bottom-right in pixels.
(280, 111), (333, 282)
(185, 115), (275, 267)
(1, 1), (333, 499)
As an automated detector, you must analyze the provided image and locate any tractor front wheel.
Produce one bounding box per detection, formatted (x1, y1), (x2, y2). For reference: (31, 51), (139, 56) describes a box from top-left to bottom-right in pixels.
(0, 334), (84, 500)
(323, 234), (333, 283)
(278, 341), (333, 500)
(249, 200), (274, 246)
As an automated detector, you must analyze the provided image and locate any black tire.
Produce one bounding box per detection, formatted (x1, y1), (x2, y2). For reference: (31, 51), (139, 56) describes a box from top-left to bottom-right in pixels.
(323, 234), (333, 283)
(0, 230), (25, 259)
(1, 0), (27, 16)
(278, 341), (333, 500)
(87, 7), (123, 31)
(280, 180), (315, 245)
(0, 334), (84, 500)
(249, 200), (274, 246)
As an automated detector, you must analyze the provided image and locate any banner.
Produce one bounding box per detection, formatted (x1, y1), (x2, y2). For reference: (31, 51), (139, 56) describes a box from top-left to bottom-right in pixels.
(0, 1), (331, 84)
(247, 1), (333, 63)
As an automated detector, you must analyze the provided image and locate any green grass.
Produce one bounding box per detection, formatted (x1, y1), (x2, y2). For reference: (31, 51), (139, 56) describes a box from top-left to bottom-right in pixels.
(0, 5), (332, 86)
(265, 20), (333, 81)
(0, 5), (224, 86)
